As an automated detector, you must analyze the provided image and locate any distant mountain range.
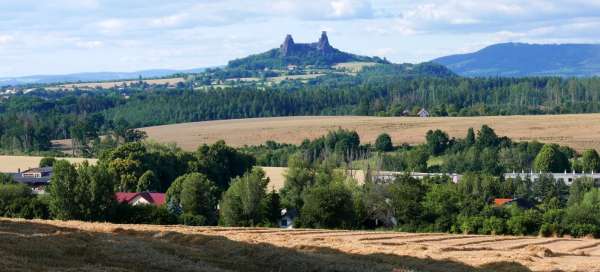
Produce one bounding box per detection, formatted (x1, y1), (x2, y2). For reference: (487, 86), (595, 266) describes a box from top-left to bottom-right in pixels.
(227, 31), (388, 69)
(0, 68), (208, 87)
(433, 43), (600, 77)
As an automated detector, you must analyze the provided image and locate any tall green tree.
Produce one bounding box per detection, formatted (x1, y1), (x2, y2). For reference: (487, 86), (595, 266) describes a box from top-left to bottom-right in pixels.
(166, 173), (218, 225)
(534, 144), (570, 172)
(298, 181), (356, 229)
(280, 154), (315, 210)
(189, 140), (256, 192)
(48, 160), (115, 221)
(374, 133), (393, 152)
(582, 149), (600, 173)
(137, 170), (160, 192)
(425, 129), (449, 155)
(220, 168), (270, 226)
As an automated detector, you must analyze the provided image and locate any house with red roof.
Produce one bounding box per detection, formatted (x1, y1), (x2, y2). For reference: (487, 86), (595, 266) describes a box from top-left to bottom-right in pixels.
(115, 192), (166, 206)
(493, 198), (534, 209)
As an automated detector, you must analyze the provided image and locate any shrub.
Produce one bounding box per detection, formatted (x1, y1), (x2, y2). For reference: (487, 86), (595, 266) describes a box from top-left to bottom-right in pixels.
(458, 215), (484, 234)
(568, 224), (600, 238)
(180, 213), (207, 226)
(375, 133), (393, 152)
(482, 216), (506, 235)
(39, 157), (56, 167)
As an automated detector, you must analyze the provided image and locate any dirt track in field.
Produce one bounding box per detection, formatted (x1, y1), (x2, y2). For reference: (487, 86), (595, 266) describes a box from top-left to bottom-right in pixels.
(140, 114), (600, 152)
(1, 218), (599, 272)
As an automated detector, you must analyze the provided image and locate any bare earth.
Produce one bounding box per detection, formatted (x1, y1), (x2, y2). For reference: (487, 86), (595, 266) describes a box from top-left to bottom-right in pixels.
(140, 114), (600, 152)
(0, 156), (97, 173)
(1, 218), (599, 272)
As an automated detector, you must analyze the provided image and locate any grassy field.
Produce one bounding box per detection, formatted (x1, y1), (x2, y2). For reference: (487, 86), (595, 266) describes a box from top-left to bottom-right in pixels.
(333, 61), (378, 72)
(1, 218), (599, 272)
(141, 114), (600, 152)
(46, 77), (185, 90)
(0, 156), (97, 172)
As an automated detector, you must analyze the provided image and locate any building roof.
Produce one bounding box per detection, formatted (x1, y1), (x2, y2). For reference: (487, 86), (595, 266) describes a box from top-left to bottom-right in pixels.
(22, 167), (53, 174)
(9, 174), (51, 185)
(115, 192), (166, 206)
(494, 198), (514, 206)
(8, 167), (53, 186)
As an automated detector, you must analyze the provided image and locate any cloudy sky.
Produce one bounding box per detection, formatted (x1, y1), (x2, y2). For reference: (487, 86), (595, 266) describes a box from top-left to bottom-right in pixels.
(1, 0), (600, 77)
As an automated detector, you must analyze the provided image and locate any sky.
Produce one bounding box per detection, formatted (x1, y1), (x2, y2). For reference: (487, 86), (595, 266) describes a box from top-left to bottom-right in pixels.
(1, 0), (600, 77)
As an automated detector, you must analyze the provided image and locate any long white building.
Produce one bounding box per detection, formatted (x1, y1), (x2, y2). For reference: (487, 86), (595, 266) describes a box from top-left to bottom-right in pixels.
(504, 171), (600, 185)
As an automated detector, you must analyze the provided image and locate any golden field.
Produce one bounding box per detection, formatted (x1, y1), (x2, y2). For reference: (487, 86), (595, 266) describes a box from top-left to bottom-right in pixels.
(141, 114), (600, 152)
(47, 77), (185, 90)
(1, 218), (599, 272)
(0, 155), (97, 173)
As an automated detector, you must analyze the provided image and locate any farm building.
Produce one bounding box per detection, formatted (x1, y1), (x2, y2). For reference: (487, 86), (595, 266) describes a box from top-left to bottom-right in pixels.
(504, 171), (600, 185)
(115, 192), (166, 206)
(417, 108), (430, 117)
(6, 167), (53, 194)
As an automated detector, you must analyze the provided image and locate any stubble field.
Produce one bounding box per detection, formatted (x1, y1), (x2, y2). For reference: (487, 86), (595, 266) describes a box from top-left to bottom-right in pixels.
(0, 155), (97, 173)
(1, 218), (599, 272)
(141, 114), (600, 152)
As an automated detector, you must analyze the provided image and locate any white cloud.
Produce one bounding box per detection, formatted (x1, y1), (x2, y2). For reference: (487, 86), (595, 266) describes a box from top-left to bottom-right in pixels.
(75, 40), (103, 49)
(0, 35), (14, 45)
(149, 13), (189, 28)
(97, 19), (125, 33)
(271, 0), (373, 20)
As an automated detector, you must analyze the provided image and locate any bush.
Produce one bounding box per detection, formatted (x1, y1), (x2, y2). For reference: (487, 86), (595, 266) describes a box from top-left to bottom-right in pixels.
(458, 215), (484, 234)
(179, 213), (207, 226)
(568, 223), (600, 238)
(375, 133), (393, 152)
(111, 203), (177, 225)
(507, 209), (542, 235)
(39, 157), (56, 167)
(482, 216), (506, 235)
(297, 182), (356, 229)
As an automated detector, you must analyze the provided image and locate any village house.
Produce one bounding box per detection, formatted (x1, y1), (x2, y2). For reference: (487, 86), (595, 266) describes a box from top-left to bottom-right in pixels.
(493, 198), (534, 209)
(8, 167), (53, 194)
(417, 108), (430, 117)
(115, 192), (166, 206)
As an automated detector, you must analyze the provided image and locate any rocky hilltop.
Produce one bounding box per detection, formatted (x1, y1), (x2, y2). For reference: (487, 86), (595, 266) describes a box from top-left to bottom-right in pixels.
(228, 32), (387, 69)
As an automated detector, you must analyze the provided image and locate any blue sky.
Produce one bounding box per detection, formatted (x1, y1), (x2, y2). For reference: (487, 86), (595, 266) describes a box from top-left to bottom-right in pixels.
(1, 0), (600, 77)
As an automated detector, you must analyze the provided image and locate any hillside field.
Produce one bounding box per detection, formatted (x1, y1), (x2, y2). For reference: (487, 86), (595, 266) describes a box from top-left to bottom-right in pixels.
(141, 114), (600, 152)
(0, 156), (97, 173)
(1, 218), (599, 272)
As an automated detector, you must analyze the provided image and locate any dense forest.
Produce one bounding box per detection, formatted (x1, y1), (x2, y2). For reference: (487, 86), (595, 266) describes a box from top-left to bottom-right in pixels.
(2, 63), (600, 154)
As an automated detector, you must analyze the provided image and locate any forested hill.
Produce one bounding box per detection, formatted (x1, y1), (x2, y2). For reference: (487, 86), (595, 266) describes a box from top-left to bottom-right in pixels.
(433, 43), (600, 77)
(227, 32), (388, 69)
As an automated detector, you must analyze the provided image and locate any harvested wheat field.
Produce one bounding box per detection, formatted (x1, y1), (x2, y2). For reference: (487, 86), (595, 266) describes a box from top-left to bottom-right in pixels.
(141, 114), (600, 152)
(1, 218), (600, 272)
(0, 156), (97, 173)
(46, 77), (186, 90)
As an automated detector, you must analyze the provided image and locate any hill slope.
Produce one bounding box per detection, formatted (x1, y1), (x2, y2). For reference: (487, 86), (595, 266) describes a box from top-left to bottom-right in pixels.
(228, 32), (388, 69)
(433, 43), (600, 77)
(140, 114), (600, 152)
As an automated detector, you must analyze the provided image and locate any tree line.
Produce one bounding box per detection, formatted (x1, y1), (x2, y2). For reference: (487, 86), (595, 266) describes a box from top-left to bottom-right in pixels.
(4, 66), (600, 153)
(1, 127), (600, 237)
